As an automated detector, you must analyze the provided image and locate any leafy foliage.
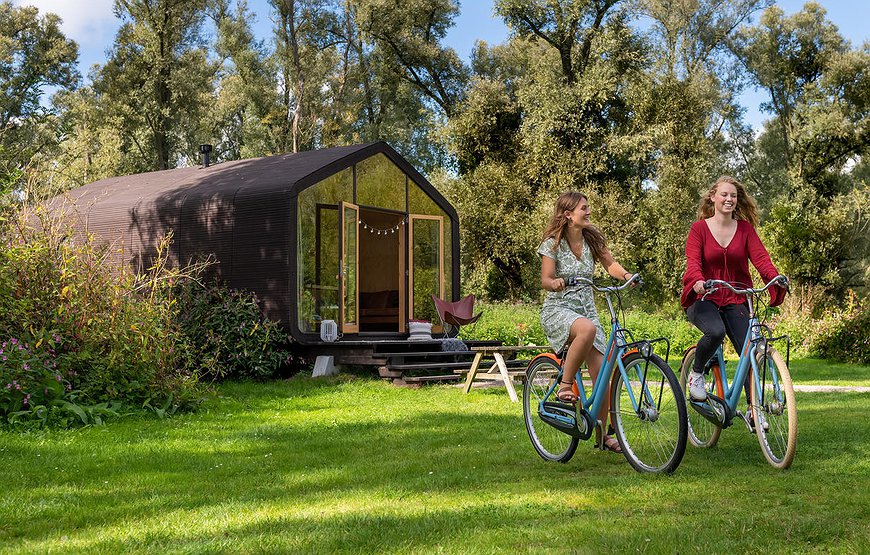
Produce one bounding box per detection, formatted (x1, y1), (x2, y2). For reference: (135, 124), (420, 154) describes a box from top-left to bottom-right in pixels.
(173, 280), (292, 380)
(775, 292), (870, 364)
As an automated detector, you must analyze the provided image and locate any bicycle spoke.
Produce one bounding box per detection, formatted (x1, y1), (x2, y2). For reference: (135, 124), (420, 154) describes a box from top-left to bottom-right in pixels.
(523, 357), (579, 462)
(611, 353), (687, 474)
(752, 348), (797, 469)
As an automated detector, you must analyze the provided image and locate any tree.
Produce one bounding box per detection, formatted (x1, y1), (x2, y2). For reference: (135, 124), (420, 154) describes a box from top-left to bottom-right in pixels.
(447, 0), (651, 299)
(0, 1), (78, 198)
(631, 0), (770, 297)
(352, 0), (468, 118)
(210, 0), (281, 159)
(733, 3), (870, 293)
(88, 0), (217, 172)
(269, 0), (343, 153)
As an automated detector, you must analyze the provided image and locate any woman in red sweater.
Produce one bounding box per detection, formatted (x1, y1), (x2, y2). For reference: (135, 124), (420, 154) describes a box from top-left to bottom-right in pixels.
(681, 176), (786, 408)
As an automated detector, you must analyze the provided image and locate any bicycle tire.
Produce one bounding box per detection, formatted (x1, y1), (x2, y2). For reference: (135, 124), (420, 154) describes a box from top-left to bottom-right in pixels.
(611, 352), (687, 474)
(752, 347), (797, 469)
(678, 346), (723, 448)
(523, 356), (579, 463)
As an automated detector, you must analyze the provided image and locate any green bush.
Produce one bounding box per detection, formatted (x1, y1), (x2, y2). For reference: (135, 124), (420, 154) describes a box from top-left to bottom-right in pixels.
(622, 312), (699, 363)
(0, 332), (68, 416)
(0, 213), (204, 426)
(467, 302), (547, 346)
(774, 293), (869, 364)
(172, 280), (292, 380)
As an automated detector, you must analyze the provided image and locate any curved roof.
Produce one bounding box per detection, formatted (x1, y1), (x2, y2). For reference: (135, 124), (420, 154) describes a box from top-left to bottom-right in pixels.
(57, 141), (457, 221)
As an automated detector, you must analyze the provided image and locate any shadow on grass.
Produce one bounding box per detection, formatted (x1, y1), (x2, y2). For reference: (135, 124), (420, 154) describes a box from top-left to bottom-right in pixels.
(2, 378), (869, 552)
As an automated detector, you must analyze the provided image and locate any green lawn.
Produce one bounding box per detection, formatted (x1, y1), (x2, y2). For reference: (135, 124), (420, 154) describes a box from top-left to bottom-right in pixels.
(1, 359), (868, 554)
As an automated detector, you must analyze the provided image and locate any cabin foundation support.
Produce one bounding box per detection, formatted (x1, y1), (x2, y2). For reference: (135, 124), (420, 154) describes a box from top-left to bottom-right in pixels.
(312, 355), (340, 377)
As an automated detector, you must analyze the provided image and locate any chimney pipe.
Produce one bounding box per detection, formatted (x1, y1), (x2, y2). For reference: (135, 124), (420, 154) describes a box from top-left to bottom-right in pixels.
(199, 144), (213, 167)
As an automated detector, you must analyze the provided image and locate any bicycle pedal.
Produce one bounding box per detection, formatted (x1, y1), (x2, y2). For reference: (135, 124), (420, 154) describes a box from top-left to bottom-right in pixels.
(737, 411), (756, 434)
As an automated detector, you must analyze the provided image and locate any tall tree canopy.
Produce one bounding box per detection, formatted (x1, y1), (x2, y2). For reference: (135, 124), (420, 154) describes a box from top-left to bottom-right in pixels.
(0, 1), (78, 197)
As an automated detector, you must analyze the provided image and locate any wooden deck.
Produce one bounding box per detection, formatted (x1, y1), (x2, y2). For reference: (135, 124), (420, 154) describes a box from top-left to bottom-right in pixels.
(294, 338), (505, 386)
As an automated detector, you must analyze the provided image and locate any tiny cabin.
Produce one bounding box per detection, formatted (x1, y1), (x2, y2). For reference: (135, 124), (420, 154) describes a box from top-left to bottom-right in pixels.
(49, 142), (459, 344)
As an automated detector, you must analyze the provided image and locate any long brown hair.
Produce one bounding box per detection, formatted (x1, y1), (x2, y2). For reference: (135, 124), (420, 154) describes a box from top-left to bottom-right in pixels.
(697, 175), (760, 227)
(541, 191), (607, 262)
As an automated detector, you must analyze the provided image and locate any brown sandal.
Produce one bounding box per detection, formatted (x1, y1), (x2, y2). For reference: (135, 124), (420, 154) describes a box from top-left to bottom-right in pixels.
(598, 435), (622, 454)
(556, 381), (578, 403)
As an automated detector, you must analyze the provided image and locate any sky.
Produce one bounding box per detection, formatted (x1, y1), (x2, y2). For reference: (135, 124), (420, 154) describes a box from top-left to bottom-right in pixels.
(10, 0), (870, 130)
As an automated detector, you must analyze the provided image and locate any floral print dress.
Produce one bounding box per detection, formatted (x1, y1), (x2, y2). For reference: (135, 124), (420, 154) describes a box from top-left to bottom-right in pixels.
(538, 237), (607, 355)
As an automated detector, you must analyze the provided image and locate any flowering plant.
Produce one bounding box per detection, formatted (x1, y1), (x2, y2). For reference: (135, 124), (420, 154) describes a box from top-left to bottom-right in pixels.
(0, 332), (71, 417)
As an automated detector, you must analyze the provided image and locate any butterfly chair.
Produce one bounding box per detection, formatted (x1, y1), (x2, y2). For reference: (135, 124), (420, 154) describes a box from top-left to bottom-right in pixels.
(431, 294), (482, 338)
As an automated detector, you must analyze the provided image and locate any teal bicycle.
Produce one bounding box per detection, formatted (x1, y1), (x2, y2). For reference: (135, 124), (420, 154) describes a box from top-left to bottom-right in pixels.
(678, 275), (797, 469)
(522, 274), (688, 474)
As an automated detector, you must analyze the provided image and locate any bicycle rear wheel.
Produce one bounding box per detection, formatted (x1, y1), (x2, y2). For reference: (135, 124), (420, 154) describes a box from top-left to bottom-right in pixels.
(523, 356), (579, 463)
(752, 347), (797, 469)
(678, 347), (723, 448)
(611, 352), (687, 474)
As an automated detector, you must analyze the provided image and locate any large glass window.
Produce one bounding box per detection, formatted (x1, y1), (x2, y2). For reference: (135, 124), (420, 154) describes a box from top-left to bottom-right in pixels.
(409, 181), (453, 302)
(297, 168), (352, 332)
(356, 153), (406, 211)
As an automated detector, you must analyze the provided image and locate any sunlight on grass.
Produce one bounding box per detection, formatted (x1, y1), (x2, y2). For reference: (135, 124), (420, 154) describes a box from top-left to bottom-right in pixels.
(2, 366), (870, 553)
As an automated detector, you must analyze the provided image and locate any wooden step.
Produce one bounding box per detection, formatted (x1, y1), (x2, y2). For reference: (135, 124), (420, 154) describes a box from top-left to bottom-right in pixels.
(402, 374), (462, 384)
(377, 366), (403, 379)
(376, 350), (477, 358)
(386, 360), (475, 371)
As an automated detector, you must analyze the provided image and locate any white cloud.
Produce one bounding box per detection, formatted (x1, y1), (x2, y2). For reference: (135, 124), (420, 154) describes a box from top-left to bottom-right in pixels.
(12, 0), (118, 48)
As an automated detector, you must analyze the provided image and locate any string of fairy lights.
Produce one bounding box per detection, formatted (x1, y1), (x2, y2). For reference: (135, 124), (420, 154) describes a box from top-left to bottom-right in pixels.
(359, 218), (404, 236)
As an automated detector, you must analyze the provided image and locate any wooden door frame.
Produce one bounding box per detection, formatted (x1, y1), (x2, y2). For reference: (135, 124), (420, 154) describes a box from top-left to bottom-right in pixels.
(408, 214), (444, 326)
(339, 201), (359, 334)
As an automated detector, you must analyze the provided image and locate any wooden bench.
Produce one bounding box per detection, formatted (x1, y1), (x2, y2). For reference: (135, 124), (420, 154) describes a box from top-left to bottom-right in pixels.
(462, 345), (553, 402)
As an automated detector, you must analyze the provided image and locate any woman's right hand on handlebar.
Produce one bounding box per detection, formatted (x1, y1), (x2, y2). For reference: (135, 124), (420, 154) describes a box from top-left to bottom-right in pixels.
(693, 280), (706, 295)
(550, 277), (565, 292)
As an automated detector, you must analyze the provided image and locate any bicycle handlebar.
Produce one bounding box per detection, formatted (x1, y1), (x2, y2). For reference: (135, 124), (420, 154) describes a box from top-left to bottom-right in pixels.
(702, 274), (790, 297)
(566, 272), (642, 292)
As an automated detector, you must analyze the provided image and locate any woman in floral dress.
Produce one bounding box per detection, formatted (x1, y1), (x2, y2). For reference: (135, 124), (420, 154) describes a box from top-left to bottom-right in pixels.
(538, 191), (634, 452)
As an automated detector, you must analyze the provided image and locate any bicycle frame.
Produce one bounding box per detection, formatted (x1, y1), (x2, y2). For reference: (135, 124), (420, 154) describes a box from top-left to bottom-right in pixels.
(698, 278), (790, 417)
(537, 275), (670, 428)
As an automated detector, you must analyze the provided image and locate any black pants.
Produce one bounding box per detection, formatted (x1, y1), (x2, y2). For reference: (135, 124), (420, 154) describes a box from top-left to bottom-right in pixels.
(686, 300), (751, 399)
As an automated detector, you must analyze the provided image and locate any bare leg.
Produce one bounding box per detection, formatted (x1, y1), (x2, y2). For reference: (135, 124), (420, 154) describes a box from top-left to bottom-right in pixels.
(560, 317), (598, 389)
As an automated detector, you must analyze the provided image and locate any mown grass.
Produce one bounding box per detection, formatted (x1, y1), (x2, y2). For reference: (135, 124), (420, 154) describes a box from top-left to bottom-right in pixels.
(1, 359), (868, 554)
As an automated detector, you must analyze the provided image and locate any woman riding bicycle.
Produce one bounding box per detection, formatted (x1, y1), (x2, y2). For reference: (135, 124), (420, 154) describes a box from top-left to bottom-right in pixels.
(538, 191), (634, 453)
(681, 176), (787, 417)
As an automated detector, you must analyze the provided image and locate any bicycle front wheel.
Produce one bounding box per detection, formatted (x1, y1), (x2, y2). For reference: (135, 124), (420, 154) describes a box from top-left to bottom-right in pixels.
(752, 347), (797, 469)
(678, 347), (722, 448)
(611, 352), (687, 474)
(523, 356), (579, 463)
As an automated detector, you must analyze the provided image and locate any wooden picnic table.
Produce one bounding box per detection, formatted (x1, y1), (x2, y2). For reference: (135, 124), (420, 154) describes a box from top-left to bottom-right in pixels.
(463, 344), (554, 402)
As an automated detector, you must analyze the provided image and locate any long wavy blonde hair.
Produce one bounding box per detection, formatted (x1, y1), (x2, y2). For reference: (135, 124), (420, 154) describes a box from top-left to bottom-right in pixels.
(697, 175), (759, 227)
(541, 191), (606, 262)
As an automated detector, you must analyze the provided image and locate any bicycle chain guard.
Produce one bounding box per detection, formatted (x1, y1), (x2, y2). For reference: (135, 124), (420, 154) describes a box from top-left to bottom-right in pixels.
(689, 393), (735, 429)
(540, 402), (595, 440)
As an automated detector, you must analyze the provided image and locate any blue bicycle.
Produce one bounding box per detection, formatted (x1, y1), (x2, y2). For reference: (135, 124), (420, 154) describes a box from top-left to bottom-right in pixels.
(678, 275), (797, 469)
(522, 274), (688, 474)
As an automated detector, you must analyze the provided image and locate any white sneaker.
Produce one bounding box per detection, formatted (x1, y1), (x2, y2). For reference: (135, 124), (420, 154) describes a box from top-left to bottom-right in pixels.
(688, 371), (708, 401)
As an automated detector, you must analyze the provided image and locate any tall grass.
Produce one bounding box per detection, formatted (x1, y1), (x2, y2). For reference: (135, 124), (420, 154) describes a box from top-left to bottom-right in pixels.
(1, 359), (868, 553)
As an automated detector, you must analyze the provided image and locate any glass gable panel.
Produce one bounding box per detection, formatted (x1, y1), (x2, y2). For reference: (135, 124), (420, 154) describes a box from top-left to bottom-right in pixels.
(356, 153), (406, 211)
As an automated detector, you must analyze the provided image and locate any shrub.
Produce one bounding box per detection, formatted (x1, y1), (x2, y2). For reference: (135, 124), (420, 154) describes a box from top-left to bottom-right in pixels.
(0, 332), (68, 415)
(0, 212), (205, 426)
(810, 296), (870, 364)
(172, 280), (292, 380)
(772, 290), (869, 363)
(468, 302), (547, 346)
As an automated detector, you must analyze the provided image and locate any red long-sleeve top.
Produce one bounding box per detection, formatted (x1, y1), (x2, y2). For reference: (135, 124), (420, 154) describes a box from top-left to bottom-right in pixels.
(680, 219), (784, 309)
